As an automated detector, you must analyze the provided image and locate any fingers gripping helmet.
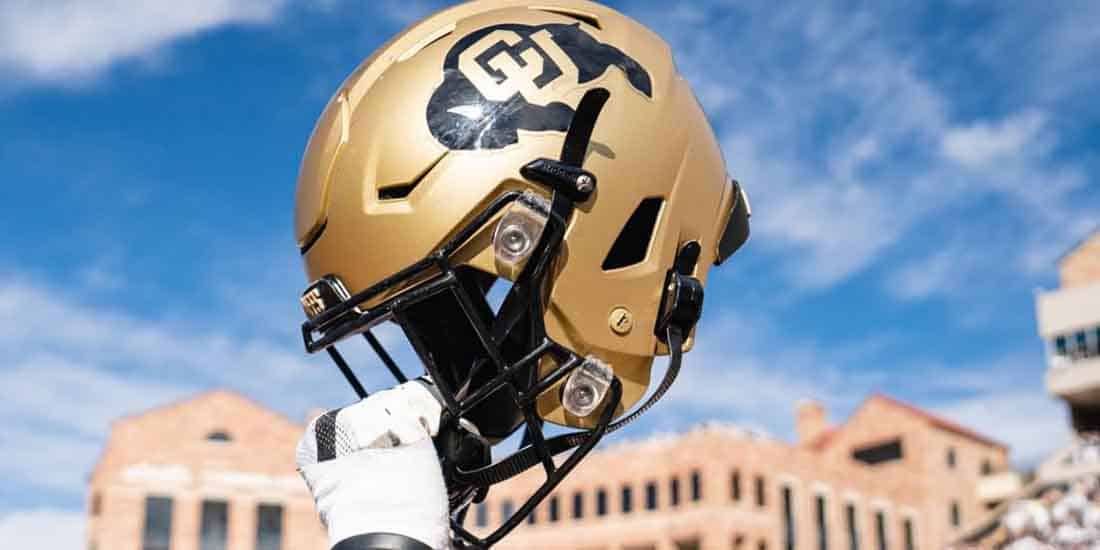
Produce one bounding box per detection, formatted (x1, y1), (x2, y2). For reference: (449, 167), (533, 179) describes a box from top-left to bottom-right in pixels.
(295, 0), (749, 545)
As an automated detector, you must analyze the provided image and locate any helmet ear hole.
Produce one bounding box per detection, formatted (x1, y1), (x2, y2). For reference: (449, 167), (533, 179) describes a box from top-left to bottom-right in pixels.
(601, 197), (665, 270)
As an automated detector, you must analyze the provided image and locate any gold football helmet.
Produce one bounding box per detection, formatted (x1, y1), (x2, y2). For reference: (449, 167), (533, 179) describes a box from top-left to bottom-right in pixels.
(294, 0), (749, 545)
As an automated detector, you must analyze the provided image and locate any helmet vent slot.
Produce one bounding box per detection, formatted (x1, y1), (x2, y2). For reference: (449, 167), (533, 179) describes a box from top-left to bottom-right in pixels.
(531, 6), (602, 29)
(377, 153), (447, 201)
(378, 183), (417, 201)
(602, 197), (664, 271)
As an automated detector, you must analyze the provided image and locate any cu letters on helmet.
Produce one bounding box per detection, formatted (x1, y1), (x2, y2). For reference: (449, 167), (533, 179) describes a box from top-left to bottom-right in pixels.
(427, 22), (653, 151)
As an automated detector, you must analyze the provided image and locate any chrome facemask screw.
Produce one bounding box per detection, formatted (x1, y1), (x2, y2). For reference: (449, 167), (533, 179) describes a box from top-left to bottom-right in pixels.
(609, 307), (634, 335)
(576, 174), (595, 194)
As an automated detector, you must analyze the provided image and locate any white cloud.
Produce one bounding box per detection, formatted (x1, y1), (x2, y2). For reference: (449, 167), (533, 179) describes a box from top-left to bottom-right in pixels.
(887, 247), (960, 301)
(0, 266), (424, 504)
(0, 425), (103, 494)
(0, 274), (365, 499)
(0, 356), (191, 438)
(934, 391), (1068, 466)
(660, 312), (1066, 467)
(624, 0), (1097, 293)
(660, 313), (881, 437)
(0, 355), (195, 494)
(0, 508), (84, 550)
(0, 0), (288, 84)
(0, 277), (319, 391)
(941, 111), (1047, 169)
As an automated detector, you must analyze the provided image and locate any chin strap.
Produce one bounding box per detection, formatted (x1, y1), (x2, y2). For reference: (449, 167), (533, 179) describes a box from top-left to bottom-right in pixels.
(453, 324), (685, 488)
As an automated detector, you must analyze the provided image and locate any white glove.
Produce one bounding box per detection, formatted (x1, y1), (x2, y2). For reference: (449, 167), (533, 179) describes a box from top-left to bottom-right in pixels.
(296, 381), (450, 549)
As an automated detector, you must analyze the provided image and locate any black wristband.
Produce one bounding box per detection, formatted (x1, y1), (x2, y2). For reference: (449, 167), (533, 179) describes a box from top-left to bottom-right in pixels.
(332, 533), (436, 550)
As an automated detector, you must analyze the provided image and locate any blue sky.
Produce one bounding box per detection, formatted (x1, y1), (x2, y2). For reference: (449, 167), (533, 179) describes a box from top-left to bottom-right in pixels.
(1, 0), (1098, 546)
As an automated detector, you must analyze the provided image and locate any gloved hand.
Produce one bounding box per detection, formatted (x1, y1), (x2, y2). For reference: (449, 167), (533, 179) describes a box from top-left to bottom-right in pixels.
(296, 381), (450, 549)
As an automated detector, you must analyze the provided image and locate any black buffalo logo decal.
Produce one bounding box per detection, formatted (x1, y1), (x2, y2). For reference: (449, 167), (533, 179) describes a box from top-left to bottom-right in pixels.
(426, 23), (653, 151)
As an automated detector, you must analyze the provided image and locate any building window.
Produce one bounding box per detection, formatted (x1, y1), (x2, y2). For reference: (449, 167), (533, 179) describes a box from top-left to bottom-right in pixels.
(875, 511), (888, 550)
(950, 501), (961, 528)
(946, 448), (957, 469)
(755, 476), (767, 508)
(596, 489), (608, 517)
(205, 430), (233, 443)
(142, 496), (173, 550)
(852, 439), (903, 466)
(256, 504), (283, 550)
(846, 503), (860, 550)
(573, 491), (584, 519)
(670, 477), (681, 507)
(622, 485), (634, 514)
(1077, 331), (1089, 356)
(645, 481), (658, 510)
(981, 459), (993, 476)
(1055, 335), (1068, 356)
(731, 470), (742, 501)
(526, 506), (537, 525)
(902, 518), (915, 550)
(816, 494), (828, 550)
(676, 538), (701, 550)
(691, 470), (703, 501)
(475, 502), (488, 528)
(782, 486), (795, 550)
(548, 495), (560, 523)
(200, 500), (229, 550)
(90, 492), (102, 516)
(500, 500), (514, 524)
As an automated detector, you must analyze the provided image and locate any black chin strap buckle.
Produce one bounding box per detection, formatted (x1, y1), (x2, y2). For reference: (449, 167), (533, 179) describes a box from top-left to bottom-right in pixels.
(520, 159), (596, 203)
(656, 242), (705, 342)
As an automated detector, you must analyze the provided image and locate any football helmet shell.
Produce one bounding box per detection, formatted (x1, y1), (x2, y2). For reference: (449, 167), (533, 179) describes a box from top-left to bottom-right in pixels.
(295, 0), (745, 429)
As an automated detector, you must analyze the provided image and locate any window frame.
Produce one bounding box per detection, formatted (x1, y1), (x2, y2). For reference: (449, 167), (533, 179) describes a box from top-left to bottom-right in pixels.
(255, 503), (284, 550)
(852, 439), (904, 466)
(475, 501), (489, 528)
(199, 499), (230, 550)
(731, 470), (742, 502)
(142, 495), (174, 550)
(1055, 335), (1068, 356)
(846, 502), (860, 550)
(205, 430), (233, 443)
(815, 493), (829, 550)
(902, 517), (916, 550)
(781, 485), (796, 550)
(875, 510), (888, 550)
(690, 470), (703, 502)
(548, 495), (560, 523)
(645, 481), (659, 511)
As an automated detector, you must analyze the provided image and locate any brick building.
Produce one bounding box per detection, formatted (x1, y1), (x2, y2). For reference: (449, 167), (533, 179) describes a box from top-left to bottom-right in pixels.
(87, 391), (1007, 550)
(86, 390), (327, 550)
(471, 395), (1008, 550)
